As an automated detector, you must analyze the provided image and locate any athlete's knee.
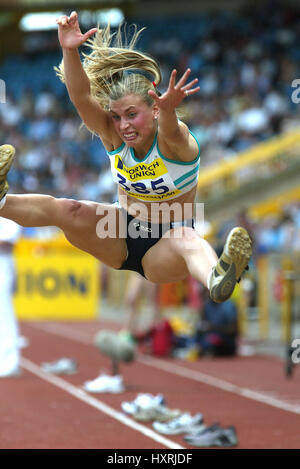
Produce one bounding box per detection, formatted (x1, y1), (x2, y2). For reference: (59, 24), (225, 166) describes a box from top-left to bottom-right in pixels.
(56, 198), (85, 228)
(168, 226), (201, 253)
(65, 198), (82, 214)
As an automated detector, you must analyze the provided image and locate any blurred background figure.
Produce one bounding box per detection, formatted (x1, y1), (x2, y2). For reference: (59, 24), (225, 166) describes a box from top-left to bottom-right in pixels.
(0, 217), (22, 377)
(123, 273), (161, 339)
(122, 273), (174, 358)
(196, 288), (238, 357)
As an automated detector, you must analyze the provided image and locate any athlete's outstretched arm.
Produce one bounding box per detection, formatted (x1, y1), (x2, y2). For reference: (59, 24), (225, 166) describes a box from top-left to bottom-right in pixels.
(56, 11), (112, 146)
(148, 68), (200, 162)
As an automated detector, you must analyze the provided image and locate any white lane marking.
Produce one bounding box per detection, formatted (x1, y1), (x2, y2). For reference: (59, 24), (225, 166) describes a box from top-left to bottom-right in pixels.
(20, 357), (184, 450)
(29, 322), (300, 416)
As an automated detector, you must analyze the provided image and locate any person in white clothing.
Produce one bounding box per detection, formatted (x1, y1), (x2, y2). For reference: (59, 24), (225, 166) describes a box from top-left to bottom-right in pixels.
(0, 216), (22, 377)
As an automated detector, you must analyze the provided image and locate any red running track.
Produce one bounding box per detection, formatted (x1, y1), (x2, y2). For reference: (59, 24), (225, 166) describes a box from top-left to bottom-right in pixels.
(1, 319), (300, 449)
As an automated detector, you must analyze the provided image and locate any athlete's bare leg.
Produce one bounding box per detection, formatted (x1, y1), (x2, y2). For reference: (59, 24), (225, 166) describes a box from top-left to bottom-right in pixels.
(142, 226), (217, 285)
(142, 225), (252, 303)
(0, 194), (127, 269)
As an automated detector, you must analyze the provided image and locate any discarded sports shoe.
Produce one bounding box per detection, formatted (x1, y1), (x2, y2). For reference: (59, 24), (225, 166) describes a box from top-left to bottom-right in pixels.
(0, 144), (15, 204)
(183, 422), (220, 443)
(153, 412), (204, 435)
(40, 358), (77, 375)
(184, 424), (238, 448)
(83, 373), (124, 393)
(122, 393), (180, 423)
(209, 227), (252, 303)
(121, 393), (165, 415)
(133, 405), (181, 423)
(214, 426), (238, 448)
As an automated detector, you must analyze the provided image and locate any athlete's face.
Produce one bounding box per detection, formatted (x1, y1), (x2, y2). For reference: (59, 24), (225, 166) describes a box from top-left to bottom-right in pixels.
(109, 94), (158, 149)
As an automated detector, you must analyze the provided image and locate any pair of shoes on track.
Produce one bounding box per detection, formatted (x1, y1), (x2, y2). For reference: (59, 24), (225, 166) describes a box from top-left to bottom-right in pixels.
(121, 393), (165, 415)
(121, 393), (181, 422)
(83, 373), (124, 393)
(151, 411), (238, 448)
(152, 412), (205, 435)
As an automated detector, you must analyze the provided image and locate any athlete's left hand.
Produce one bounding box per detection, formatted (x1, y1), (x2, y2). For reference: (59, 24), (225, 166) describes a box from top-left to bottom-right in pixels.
(148, 68), (200, 110)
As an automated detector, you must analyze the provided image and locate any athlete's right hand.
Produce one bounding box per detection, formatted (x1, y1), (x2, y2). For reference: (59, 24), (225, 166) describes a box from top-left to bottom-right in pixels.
(56, 11), (97, 49)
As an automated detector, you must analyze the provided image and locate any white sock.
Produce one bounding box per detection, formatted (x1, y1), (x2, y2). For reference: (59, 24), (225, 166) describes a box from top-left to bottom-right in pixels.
(0, 195), (7, 210)
(207, 267), (214, 290)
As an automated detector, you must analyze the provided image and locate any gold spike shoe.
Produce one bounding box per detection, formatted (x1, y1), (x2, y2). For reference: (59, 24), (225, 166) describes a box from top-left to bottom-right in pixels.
(209, 227), (252, 303)
(0, 144), (16, 201)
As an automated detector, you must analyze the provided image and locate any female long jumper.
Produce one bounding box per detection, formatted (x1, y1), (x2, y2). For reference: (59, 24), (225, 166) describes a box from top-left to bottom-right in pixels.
(0, 12), (252, 303)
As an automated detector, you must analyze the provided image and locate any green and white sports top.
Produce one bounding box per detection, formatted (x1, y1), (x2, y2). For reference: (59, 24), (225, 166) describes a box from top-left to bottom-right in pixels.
(107, 131), (200, 202)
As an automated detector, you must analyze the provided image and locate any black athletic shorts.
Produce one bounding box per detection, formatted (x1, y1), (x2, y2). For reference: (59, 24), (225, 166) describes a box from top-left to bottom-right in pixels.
(119, 208), (194, 278)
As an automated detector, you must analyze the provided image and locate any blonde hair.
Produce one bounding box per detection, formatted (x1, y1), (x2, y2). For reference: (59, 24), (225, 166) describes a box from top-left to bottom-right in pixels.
(55, 23), (162, 109)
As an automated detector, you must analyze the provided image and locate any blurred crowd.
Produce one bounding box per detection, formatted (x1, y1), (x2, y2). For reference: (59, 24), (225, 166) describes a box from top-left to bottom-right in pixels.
(215, 204), (300, 257)
(0, 0), (299, 253)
